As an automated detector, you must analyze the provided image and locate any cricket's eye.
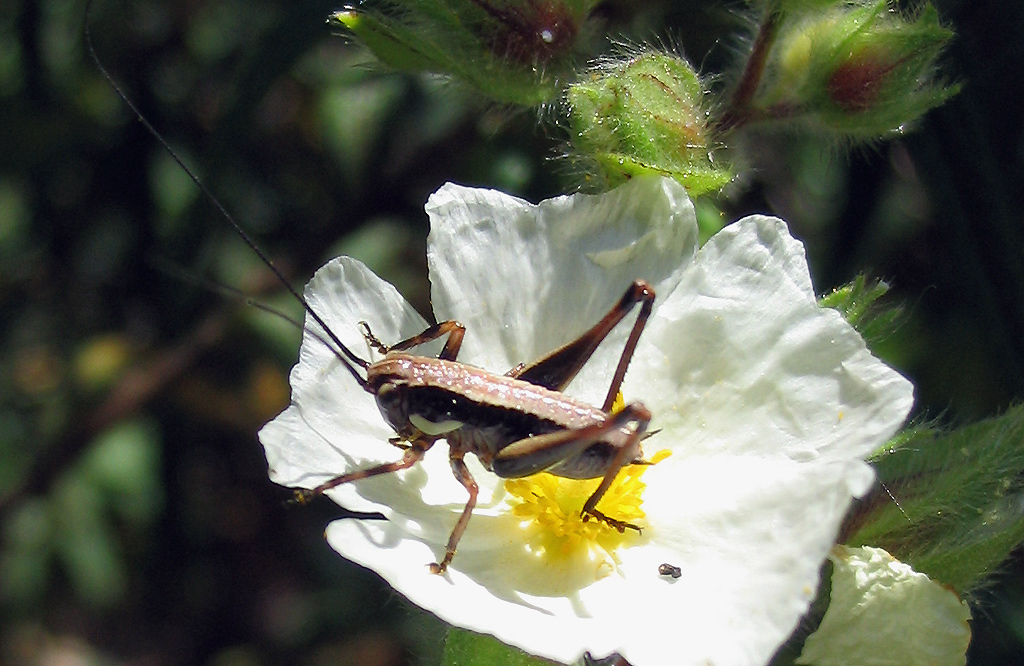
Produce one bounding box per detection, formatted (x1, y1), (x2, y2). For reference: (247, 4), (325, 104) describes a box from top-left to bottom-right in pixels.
(373, 383), (409, 430)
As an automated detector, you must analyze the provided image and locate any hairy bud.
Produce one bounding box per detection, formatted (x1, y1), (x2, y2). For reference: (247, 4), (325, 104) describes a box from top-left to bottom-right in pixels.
(758, 1), (958, 139)
(567, 50), (731, 195)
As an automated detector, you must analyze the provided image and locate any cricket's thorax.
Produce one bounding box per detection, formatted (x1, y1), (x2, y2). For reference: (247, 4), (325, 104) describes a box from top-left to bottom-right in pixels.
(366, 353), (633, 477)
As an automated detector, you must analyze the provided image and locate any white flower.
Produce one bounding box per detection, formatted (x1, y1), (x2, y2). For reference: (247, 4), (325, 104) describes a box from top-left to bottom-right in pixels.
(797, 546), (972, 666)
(259, 176), (914, 666)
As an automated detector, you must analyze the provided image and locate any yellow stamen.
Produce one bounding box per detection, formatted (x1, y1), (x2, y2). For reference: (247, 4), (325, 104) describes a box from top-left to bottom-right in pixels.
(504, 450), (671, 569)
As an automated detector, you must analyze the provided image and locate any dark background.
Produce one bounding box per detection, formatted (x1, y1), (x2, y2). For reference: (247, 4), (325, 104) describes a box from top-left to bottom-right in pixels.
(1, 0), (1022, 664)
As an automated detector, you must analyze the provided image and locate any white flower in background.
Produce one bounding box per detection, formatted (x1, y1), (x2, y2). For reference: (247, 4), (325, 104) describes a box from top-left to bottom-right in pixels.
(798, 545), (972, 666)
(259, 176), (914, 666)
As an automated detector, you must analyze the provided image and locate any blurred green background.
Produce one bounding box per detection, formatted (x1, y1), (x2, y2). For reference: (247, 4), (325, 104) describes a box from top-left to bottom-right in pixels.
(1, 0), (1022, 664)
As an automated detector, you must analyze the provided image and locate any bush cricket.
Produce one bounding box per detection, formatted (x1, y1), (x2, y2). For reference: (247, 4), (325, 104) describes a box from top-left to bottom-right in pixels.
(87, 1), (656, 575)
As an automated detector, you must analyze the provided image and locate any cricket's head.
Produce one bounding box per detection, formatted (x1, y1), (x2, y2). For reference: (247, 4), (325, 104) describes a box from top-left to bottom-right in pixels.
(364, 354), (474, 442)
(366, 365), (415, 437)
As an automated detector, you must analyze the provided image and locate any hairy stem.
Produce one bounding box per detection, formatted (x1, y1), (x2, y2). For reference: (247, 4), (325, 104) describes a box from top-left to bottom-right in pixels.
(718, 4), (782, 131)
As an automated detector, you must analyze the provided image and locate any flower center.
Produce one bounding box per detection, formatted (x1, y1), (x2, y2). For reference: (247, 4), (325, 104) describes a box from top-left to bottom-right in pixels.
(504, 449), (670, 573)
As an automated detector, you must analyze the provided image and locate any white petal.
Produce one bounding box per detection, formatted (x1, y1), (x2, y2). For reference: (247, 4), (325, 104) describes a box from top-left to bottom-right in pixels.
(425, 177), (699, 405)
(631, 214), (913, 483)
(630, 454), (870, 666)
(327, 454), (871, 666)
(262, 178), (918, 666)
(797, 546), (972, 666)
(260, 256), (438, 516)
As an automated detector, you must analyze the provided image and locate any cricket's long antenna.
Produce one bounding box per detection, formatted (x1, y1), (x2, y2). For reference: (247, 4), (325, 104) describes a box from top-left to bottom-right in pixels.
(153, 258), (358, 370)
(84, 0), (370, 389)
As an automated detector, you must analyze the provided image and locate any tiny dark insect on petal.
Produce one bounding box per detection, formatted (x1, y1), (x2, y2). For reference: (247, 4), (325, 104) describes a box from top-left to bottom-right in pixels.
(658, 562), (682, 578)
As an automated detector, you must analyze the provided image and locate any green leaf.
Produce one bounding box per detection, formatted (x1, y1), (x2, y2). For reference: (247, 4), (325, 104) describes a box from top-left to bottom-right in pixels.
(332, 1), (597, 106)
(80, 418), (164, 525)
(0, 498), (54, 606)
(443, 628), (559, 666)
(845, 405), (1024, 592)
(53, 474), (127, 607)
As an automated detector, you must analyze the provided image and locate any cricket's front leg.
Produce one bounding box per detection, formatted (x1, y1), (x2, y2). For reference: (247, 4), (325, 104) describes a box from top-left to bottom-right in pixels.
(430, 451), (479, 574)
(360, 320), (466, 361)
(291, 437), (435, 503)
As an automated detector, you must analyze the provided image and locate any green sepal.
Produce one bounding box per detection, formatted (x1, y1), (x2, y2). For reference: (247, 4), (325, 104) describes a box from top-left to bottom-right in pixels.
(567, 51), (731, 196)
(443, 627), (557, 666)
(845, 406), (1024, 592)
(331, 1), (597, 106)
(818, 275), (902, 349)
(332, 10), (437, 73)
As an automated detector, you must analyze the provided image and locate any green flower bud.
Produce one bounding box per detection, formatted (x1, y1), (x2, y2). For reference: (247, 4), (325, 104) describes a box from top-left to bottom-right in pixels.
(567, 51), (731, 196)
(757, 1), (958, 139)
(332, 1), (596, 106)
